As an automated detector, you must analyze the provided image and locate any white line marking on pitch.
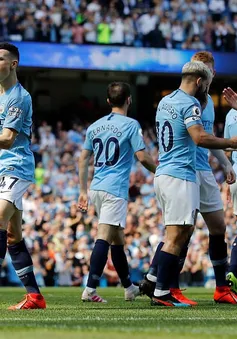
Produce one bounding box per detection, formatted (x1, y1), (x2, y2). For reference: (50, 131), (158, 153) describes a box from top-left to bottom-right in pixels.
(0, 317), (237, 321)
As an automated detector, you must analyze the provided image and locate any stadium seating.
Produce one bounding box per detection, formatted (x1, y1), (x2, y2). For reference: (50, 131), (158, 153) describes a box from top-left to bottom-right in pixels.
(0, 0), (237, 51)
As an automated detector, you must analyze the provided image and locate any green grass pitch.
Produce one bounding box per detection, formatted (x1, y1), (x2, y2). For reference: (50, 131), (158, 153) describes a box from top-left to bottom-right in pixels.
(0, 287), (237, 339)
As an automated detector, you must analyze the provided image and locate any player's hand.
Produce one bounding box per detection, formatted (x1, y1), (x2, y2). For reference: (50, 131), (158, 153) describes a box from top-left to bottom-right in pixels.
(223, 164), (236, 184)
(78, 192), (88, 213)
(223, 87), (237, 110)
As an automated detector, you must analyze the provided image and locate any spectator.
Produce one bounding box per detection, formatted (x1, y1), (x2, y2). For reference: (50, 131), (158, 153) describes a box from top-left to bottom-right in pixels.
(229, 0), (237, 19)
(97, 16), (111, 44)
(209, 0), (226, 21)
(60, 22), (73, 43)
(159, 15), (172, 41)
(193, 0), (208, 23)
(8, 14), (22, 42)
(190, 34), (206, 50)
(124, 16), (135, 46)
(138, 8), (158, 47)
(50, 5), (63, 27)
(181, 0), (195, 23)
(19, 14), (37, 41)
(72, 21), (84, 44)
(203, 16), (214, 49)
(38, 17), (51, 42)
(84, 14), (97, 44)
(171, 20), (185, 48)
(110, 15), (125, 45)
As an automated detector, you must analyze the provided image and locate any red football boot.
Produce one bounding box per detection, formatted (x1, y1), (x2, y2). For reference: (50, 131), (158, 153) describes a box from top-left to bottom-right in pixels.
(214, 286), (237, 304)
(170, 288), (198, 306)
(8, 293), (46, 310)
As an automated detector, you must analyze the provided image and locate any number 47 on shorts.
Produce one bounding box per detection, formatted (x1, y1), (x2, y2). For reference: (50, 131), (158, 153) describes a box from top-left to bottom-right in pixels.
(0, 176), (19, 191)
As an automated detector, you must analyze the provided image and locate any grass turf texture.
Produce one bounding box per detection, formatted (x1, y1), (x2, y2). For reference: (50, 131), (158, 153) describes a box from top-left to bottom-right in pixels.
(0, 288), (237, 339)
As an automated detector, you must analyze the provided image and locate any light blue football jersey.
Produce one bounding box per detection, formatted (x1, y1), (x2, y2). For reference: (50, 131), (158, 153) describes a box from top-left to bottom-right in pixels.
(156, 89), (203, 182)
(224, 108), (237, 174)
(0, 82), (35, 182)
(196, 95), (215, 171)
(83, 112), (146, 200)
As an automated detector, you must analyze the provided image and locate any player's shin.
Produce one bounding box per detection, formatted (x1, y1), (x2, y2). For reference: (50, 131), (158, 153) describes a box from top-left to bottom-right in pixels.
(151, 251), (191, 306)
(111, 244), (140, 300)
(209, 234), (228, 286)
(154, 251), (179, 297)
(146, 241), (164, 282)
(111, 244), (131, 288)
(170, 239), (189, 289)
(8, 239), (40, 294)
(87, 239), (110, 289)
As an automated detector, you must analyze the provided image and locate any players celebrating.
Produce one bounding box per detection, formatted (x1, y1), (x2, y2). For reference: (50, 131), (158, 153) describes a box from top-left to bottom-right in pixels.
(78, 82), (156, 302)
(140, 52), (237, 306)
(140, 60), (237, 307)
(0, 43), (46, 309)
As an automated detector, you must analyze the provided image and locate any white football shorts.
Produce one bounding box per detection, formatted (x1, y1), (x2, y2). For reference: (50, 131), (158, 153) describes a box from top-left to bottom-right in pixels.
(89, 190), (128, 228)
(154, 175), (199, 226)
(0, 176), (31, 210)
(230, 181), (237, 216)
(196, 170), (223, 213)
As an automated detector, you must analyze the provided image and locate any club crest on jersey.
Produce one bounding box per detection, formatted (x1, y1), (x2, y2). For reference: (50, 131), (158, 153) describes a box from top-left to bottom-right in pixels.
(8, 106), (22, 117)
(0, 104), (5, 114)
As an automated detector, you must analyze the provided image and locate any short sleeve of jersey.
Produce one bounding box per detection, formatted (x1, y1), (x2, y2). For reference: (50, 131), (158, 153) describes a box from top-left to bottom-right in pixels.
(83, 128), (92, 151)
(183, 103), (203, 129)
(128, 121), (146, 153)
(3, 96), (29, 133)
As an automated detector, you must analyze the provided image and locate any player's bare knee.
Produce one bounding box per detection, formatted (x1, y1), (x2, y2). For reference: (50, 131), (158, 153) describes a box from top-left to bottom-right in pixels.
(202, 210), (226, 235)
(0, 217), (9, 231)
(208, 222), (226, 235)
(164, 226), (191, 255)
(112, 228), (124, 245)
(97, 224), (114, 244)
(7, 233), (22, 246)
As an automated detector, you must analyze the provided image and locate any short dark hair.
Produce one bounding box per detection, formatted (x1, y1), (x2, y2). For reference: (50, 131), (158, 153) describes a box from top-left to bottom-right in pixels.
(0, 42), (19, 61)
(107, 82), (131, 107)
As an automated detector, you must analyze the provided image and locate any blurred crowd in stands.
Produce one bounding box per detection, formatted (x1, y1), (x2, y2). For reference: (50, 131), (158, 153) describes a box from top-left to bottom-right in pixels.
(1, 0), (237, 51)
(0, 116), (235, 289)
